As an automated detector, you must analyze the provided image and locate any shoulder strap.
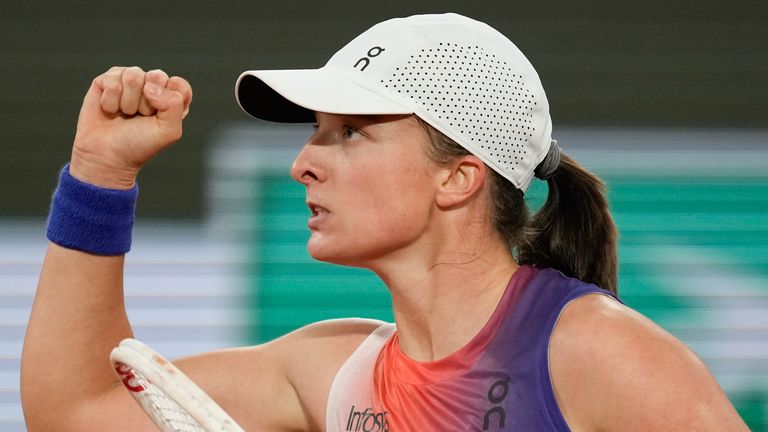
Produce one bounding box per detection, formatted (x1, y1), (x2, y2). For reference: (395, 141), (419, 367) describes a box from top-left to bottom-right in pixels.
(326, 323), (396, 432)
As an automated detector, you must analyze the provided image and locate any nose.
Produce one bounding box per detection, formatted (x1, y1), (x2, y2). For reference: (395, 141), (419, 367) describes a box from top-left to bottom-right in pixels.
(290, 141), (321, 185)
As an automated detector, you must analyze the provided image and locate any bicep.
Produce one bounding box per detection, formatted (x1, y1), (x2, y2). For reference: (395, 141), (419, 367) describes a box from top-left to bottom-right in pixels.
(175, 318), (383, 431)
(550, 294), (748, 431)
(175, 345), (308, 431)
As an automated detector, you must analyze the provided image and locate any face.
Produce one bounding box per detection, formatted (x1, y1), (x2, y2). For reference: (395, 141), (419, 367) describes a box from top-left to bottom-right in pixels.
(290, 113), (440, 267)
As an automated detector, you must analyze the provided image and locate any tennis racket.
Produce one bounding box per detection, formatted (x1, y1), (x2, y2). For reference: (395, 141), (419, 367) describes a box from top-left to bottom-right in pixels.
(110, 338), (246, 432)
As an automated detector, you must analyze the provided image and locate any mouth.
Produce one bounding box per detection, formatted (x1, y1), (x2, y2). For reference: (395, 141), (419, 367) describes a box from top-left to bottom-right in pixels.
(307, 202), (330, 217)
(307, 202), (330, 230)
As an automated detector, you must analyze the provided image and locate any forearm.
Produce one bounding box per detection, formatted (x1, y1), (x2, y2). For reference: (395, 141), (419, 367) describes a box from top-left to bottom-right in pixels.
(21, 66), (192, 430)
(21, 243), (133, 426)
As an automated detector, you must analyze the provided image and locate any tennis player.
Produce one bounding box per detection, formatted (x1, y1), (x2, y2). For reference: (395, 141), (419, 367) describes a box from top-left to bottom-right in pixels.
(22, 13), (748, 431)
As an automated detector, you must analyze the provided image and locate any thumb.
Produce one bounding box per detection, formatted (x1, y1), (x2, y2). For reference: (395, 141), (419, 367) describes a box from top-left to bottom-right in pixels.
(142, 81), (184, 141)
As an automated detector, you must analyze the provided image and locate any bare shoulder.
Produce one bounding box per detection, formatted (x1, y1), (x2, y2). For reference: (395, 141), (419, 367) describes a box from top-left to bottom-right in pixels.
(273, 317), (389, 376)
(549, 294), (748, 432)
(282, 317), (388, 346)
(274, 317), (389, 368)
(172, 318), (386, 431)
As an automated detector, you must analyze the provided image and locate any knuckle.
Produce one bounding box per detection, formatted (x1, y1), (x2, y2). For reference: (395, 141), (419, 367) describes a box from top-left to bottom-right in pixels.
(125, 66), (144, 74)
(168, 76), (190, 90)
(93, 67), (122, 87)
(103, 80), (122, 94)
(147, 69), (169, 80)
(125, 75), (143, 89)
(169, 90), (184, 104)
(123, 66), (145, 88)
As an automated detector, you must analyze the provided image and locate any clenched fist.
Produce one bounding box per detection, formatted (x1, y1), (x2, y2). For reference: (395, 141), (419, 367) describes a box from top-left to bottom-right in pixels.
(69, 66), (193, 189)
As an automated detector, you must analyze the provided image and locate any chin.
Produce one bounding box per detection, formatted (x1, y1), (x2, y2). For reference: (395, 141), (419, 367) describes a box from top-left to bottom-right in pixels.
(307, 241), (351, 266)
(306, 240), (372, 268)
(308, 250), (362, 268)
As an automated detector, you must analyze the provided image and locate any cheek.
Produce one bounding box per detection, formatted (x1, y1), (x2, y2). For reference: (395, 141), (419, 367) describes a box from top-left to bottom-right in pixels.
(309, 164), (433, 260)
(306, 139), (438, 264)
(350, 167), (432, 234)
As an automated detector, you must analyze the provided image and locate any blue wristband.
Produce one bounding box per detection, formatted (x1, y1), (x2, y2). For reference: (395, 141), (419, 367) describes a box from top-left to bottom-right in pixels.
(46, 164), (138, 256)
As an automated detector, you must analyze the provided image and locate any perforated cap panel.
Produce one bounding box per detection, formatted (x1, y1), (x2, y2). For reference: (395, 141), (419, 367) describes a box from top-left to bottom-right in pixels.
(381, 41), (537, 176)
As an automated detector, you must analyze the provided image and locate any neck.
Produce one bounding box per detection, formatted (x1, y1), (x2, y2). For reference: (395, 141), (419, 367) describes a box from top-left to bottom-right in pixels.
(371, 232), (518, 362)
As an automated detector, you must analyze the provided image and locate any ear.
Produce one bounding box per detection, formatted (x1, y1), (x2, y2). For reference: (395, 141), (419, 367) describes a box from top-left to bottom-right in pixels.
(435, 155), (488, 208)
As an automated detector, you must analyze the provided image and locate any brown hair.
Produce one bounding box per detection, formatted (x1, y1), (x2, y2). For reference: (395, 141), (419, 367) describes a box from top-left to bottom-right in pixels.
(420, 120), (619, 295)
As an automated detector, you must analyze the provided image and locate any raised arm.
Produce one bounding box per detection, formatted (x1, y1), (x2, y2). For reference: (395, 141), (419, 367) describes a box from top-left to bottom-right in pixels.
(21, 66), (192, 431)
(21, 67), (382, 432)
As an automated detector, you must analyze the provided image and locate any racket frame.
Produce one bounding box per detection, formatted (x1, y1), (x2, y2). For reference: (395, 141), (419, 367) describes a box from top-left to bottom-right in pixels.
(110, 338), (246, 432)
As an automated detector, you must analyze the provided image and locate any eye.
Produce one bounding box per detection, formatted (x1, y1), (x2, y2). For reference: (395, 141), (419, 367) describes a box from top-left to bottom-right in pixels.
(342, 126), (361, 139)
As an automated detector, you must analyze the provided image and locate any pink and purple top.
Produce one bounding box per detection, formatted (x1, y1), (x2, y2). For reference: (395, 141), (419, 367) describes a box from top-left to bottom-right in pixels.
(327, 265), (617, 431)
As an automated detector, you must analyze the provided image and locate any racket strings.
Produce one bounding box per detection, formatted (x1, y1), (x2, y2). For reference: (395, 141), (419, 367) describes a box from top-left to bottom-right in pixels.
(131, 367), (207, 432)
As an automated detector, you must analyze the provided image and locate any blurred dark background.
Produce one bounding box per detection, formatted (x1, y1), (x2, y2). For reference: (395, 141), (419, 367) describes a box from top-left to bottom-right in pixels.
(1, 0), (766, 218)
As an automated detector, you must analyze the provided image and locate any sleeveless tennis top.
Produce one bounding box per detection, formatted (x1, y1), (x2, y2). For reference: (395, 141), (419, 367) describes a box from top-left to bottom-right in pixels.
(325, 265), (617, 431)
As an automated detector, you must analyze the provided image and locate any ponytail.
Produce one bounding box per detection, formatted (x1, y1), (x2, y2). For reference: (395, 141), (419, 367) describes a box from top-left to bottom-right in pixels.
(517, 154), (619, 295)
(418, 118), (618, 295)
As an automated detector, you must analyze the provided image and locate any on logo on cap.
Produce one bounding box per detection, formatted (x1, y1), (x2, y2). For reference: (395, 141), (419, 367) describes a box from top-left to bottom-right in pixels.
(354, 46), (386, 71)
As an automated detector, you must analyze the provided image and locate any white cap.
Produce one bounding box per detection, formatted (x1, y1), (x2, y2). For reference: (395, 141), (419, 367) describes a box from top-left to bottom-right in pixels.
(236, 13), (553, 191)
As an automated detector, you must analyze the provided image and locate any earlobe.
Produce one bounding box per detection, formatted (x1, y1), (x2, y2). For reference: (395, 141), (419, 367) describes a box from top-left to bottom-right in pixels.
(435, 156), (487, 208)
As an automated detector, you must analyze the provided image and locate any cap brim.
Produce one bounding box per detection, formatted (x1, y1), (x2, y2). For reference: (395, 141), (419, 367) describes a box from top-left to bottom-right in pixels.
(236, 67), (413, 123)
